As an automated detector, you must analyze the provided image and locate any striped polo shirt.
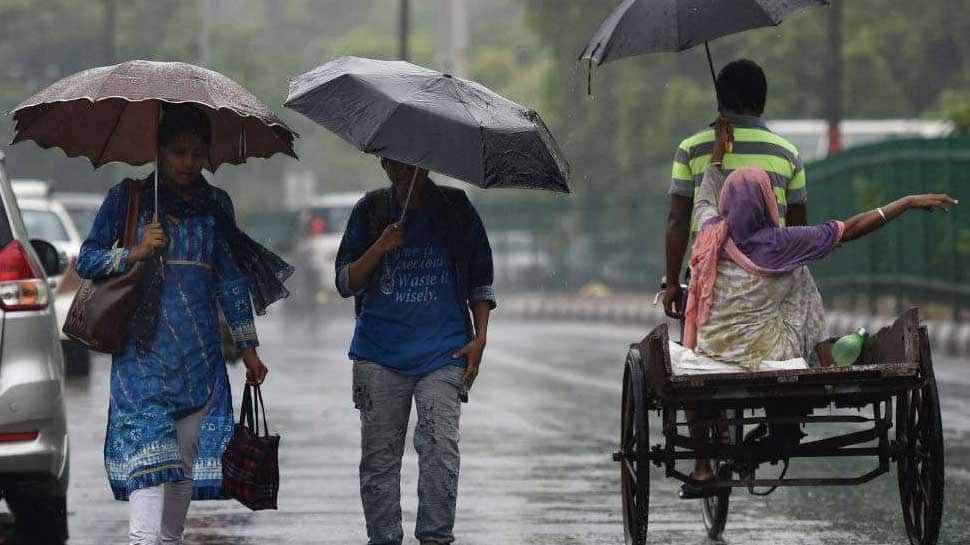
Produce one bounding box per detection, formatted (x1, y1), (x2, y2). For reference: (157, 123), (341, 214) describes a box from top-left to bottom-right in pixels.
(669, 115), (806, 231)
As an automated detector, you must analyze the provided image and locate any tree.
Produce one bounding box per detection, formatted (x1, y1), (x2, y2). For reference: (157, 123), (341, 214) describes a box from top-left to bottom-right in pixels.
(518, 0), (970, 195)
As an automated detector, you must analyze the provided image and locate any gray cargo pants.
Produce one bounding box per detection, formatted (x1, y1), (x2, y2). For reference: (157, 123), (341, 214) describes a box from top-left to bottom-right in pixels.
(352, 361), (464, 545)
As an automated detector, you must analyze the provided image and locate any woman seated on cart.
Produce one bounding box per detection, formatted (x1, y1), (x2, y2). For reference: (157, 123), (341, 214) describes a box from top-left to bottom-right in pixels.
(680, 118), (956, 489)
(685, 119), (956, 368)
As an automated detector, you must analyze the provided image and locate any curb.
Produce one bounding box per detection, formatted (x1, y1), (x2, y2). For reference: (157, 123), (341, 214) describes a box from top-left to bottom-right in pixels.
(502, 296), (666, 327)
(502, 295), (970, 357)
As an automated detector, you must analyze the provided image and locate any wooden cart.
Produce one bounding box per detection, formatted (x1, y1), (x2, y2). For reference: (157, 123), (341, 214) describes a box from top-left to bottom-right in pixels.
(613, 308), (944, 545)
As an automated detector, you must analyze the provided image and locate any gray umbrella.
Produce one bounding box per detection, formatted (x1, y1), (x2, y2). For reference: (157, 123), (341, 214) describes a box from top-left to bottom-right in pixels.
(284, 56), (570, 193)
(580, 0), (828, 93)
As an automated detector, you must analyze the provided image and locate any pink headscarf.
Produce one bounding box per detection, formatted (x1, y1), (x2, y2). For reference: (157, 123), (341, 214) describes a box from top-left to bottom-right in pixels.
(683, 166), (844, 349)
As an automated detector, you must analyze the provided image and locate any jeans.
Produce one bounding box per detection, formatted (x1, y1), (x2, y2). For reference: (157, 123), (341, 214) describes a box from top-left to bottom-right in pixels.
(353, 361), (463, 545)
(128, 398), (209, 545)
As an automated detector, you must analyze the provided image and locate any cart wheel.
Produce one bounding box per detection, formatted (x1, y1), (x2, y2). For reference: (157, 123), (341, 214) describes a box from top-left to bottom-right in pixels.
(896, 377), (944, 545)
(619, 357), (649, 545)
(701, 414), (732, 540)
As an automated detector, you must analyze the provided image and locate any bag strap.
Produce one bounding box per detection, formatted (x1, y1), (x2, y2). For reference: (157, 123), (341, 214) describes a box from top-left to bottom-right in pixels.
(122, 179), (141, 248)
(239, 383), (256, 433)
(253, 384), (270, 437)
(238, 383), (271, 436)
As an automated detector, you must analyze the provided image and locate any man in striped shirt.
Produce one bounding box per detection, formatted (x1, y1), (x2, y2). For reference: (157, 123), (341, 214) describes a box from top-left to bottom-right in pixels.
(663, 59), (808, 317)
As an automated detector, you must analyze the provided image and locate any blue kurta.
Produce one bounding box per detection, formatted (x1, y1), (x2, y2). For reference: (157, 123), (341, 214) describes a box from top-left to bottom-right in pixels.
(77, 180), (258, 500)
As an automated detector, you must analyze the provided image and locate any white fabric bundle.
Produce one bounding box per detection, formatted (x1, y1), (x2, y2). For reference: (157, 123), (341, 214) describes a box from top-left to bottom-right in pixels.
(668, 341), (808, 375)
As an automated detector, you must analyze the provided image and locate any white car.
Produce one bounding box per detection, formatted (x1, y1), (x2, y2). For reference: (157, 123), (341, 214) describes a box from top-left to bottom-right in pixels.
(293, 192), (363, 305)
(52, 192), (102, 243)
(16, 198), (82, 270)
(13, 182), (91, 373)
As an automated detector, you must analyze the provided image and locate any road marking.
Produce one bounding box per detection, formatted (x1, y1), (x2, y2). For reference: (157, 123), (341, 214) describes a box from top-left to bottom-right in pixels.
(484, 347), (619, 392)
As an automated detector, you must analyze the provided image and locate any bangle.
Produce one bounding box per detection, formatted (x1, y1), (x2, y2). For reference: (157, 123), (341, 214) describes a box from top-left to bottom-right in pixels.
(876, 207), (887, 223)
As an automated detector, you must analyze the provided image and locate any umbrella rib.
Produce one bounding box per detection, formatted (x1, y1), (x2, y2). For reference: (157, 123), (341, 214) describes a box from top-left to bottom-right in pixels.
(362, 101), (404, 152)
(9, 106), (48, 143)
(446, 78), (488, 184)
(361, 77), (437, 153)
(92, 63), (116, 104)
(93, 99), (131, 167)
(199, 72), (222, 163)
(11, 66), (113, 144)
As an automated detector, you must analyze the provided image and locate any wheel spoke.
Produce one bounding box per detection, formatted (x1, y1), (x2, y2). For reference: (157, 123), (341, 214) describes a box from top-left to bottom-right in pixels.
(623, 459), (638, 487)
(914, 493), (925, 537)
(919, 462), (935, 501)
(896, 382), (944, 544)
(912, 472), (926, 506)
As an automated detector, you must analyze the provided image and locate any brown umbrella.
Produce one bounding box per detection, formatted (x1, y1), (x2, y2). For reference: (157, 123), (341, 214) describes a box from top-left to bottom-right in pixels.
(10, 60), (297, 170)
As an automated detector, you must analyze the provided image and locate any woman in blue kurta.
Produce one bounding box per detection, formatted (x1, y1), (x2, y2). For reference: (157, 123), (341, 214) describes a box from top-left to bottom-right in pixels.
(76, 104), (291, 544)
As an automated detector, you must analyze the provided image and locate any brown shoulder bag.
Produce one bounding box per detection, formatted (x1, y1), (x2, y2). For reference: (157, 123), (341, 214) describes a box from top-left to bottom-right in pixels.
(63, 180), (151, 354)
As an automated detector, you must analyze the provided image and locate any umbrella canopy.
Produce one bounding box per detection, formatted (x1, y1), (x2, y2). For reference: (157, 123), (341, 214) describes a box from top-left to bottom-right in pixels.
(11, 60), (297, 170)
(284, 56), (570, 193)
(581, 0), (829, 66)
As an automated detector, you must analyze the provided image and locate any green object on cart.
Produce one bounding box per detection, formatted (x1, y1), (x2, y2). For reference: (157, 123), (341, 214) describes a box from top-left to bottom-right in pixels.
(832, 328), (867, 367)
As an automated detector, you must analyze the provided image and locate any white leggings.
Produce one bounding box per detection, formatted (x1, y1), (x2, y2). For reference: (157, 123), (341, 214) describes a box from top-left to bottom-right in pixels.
(128, 401), (209, 545)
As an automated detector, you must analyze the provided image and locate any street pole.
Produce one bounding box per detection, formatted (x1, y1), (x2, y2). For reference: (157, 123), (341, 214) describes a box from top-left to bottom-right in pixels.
(435, 0), (467, 75)
(398, 0), (410, 61)
(100, 0), (117, 191)
(103, 0), (115, 64)
(826, 1), (842, 156)
(450, 0), (467, 76)
(198, 0), (211, 66)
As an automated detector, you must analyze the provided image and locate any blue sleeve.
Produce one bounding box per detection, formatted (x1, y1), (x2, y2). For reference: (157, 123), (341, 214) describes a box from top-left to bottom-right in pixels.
(212, 189), (258, 350)
(335, 198), (371, 298)
(75, 183), (132, 279)
(465, 198), (496, 309)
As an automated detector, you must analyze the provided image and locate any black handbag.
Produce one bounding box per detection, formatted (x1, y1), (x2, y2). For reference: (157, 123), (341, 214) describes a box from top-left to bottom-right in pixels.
(62, 180), (151, 354)
(222, 384), (280, 510)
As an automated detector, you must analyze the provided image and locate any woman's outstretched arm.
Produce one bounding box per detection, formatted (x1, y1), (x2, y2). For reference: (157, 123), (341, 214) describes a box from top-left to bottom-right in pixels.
(841, 194), (958, 243)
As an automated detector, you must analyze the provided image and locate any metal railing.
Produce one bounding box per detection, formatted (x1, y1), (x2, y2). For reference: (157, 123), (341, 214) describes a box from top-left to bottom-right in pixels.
(808, 137), (970, 318)
(473, 136), (970, 318)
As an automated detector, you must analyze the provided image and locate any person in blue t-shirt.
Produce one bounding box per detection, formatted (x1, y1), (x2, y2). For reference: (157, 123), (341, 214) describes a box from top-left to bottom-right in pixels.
(335, 157), (495, 545)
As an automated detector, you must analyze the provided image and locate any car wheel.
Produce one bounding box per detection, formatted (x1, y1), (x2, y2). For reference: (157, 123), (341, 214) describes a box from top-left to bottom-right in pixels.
(3, 478), (68, 545)
(61, 340), (91, 378)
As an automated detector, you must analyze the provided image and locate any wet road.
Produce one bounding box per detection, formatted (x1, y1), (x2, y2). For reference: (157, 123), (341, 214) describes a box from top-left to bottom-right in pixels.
(39, 311), (970, 543)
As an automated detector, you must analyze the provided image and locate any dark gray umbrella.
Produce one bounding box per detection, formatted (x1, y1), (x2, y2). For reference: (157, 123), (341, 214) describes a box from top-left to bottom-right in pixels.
(284, 56), (570, 193)
(580, 0), (828, 93)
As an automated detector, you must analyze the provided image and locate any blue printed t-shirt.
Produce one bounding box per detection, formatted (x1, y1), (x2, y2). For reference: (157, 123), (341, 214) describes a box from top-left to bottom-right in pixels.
(349, 208), (471, 375)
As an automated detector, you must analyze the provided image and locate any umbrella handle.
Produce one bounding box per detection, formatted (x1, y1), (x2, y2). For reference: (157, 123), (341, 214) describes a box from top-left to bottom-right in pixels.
(398, 167), (419, 224)
(152, 116), (166, 275)
(153, 154), (166, 275)
(154, 103), (161, 223)
(585, 42), (601, 97)
(154, 161), (159, 223)
(705, 42), (720, 108)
